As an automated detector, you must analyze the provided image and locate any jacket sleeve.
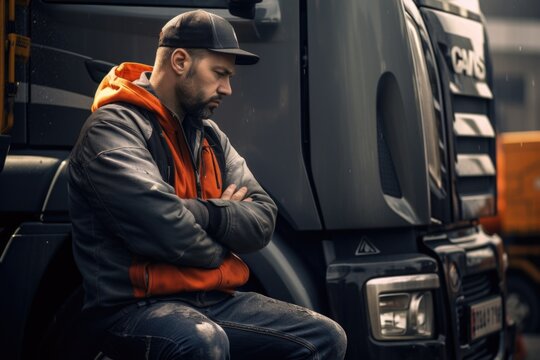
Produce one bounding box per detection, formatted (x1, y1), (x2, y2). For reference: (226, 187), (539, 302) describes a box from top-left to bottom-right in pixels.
(69, 111), (227, 268)
(203, 120), (278, 254)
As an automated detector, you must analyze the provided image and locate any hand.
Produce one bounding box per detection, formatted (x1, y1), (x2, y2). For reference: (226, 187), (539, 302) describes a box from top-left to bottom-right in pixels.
(221, 184), (252, 202)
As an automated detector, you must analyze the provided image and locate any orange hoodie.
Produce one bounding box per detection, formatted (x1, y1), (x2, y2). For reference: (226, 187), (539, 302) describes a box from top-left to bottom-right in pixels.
(93, 62), (248, 297)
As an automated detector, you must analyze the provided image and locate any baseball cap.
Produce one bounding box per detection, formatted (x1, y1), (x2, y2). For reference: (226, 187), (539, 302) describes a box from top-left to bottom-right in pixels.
(158, 9), (259, 65)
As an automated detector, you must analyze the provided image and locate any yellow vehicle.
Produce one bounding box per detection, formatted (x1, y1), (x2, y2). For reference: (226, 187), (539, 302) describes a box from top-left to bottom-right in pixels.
(482, 131), (540, 332)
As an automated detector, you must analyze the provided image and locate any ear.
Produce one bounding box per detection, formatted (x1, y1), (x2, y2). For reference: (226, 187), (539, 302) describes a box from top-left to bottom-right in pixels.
(170, 48), (191, 76)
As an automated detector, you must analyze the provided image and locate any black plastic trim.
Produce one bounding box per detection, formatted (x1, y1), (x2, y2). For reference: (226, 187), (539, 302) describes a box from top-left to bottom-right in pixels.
(0, 151), (69, 213)
(0, 135), (10, 173)
(299, 0), (325, 229)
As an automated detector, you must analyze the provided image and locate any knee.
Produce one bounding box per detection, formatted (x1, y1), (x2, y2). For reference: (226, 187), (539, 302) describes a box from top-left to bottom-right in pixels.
(316, 316), (348, 359)
(184, 322), (230, 360)
(330, 320), (348, 359)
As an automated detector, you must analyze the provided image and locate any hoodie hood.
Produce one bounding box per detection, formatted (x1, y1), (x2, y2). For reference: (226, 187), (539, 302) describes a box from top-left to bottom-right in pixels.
(92, 62), (172, 123)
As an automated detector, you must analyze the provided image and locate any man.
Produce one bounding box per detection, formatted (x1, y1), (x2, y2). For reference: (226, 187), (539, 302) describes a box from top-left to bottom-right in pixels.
(68, 9), (346, 360)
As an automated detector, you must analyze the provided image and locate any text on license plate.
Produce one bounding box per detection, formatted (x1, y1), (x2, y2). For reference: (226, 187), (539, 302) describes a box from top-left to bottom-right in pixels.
(470, 296), (503, 341)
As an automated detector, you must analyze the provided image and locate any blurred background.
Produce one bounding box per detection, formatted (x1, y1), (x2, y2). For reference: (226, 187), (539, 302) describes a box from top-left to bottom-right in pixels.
(482, 0), (539, 133)
(480, 0), (540, 358)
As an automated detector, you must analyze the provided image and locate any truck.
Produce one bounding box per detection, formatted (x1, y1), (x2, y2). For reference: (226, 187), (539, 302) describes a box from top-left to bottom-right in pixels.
(481, 131), (540, 333)
(0, 0), (515, 359)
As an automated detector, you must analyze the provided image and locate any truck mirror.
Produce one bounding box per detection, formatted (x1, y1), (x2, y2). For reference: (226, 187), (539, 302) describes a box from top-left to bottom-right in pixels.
(228, 0), (263, 19)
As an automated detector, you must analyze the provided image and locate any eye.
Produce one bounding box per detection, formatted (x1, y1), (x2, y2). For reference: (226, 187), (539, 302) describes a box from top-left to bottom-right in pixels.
(214, 69), (233, 79)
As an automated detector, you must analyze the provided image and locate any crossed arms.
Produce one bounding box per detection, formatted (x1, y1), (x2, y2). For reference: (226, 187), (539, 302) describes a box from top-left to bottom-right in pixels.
(68, 108), (277, 269)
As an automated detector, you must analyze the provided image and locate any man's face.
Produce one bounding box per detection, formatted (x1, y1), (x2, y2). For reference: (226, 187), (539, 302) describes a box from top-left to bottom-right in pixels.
(176, 51), (235, 120)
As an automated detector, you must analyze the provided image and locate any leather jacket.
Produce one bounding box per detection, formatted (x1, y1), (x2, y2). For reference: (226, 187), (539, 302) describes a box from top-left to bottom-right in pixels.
(68, 63), (277, 308)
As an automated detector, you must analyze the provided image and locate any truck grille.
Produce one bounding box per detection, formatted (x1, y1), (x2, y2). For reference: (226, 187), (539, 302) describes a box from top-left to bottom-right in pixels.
(463, 336), (497, 360)
(460, 270), (500, 360)
(453, 97), (497, 221)
(425, 229), (504, 359)
(462, 273), (492, 302)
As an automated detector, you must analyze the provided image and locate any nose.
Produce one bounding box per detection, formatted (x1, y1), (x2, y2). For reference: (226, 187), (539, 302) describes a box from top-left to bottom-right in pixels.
(217, 77), (232, 97)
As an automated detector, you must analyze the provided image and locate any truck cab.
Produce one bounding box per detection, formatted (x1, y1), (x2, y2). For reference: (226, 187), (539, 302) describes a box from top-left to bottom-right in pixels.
(0, 0), (514, 358)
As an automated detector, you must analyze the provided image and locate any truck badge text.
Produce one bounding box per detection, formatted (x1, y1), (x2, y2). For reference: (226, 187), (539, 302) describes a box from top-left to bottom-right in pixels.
(451, 46), (486, 81)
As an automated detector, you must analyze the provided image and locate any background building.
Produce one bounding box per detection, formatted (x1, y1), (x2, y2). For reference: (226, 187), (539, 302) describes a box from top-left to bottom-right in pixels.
(481, 0), (539, 132)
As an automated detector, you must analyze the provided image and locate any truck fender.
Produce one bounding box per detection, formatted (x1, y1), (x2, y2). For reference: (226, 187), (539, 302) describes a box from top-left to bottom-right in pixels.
(241, 232), (322, 312)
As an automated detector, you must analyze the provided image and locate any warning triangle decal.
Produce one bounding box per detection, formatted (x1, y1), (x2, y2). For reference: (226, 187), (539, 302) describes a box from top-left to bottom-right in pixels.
(355, 237), (380, 256)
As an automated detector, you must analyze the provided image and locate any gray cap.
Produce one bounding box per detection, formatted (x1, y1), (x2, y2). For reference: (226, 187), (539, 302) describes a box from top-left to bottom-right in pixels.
(158, 10), (259, 65)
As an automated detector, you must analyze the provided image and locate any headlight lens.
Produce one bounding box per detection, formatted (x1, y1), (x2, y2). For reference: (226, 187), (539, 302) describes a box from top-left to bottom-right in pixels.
(410, 291), (434, 336)
(367, 274), (439, 340)
(379, 293), (410, 336)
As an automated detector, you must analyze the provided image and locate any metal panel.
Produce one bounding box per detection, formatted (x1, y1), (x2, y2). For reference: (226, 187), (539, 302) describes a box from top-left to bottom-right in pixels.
(308, 0), (431, 229)
(460, 194), (495, 218)
(456, 154), (495, 177)
(454, 113), (495, 138)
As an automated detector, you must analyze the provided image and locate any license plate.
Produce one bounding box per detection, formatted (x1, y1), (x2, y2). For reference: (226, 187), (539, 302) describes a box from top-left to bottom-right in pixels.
(470, 296), (503, 341)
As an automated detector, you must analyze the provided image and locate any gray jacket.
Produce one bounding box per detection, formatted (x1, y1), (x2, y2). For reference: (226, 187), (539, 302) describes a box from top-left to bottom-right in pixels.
(68, 101), (277, 308)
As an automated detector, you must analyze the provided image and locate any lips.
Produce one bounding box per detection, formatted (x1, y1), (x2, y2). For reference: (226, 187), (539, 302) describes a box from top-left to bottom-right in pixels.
(209, 99), (221, 107)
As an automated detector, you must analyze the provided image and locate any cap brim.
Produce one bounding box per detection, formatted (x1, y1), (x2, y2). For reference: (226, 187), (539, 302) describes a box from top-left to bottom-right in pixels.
(210, 48), (259, 65)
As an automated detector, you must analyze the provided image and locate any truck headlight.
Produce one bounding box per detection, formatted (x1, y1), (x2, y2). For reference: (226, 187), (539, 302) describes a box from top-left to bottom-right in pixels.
(367, 274), (439, 340)
(379, 293), (409, 335)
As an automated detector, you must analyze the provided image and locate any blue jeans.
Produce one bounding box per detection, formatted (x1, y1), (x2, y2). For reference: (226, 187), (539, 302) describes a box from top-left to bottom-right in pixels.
(96, 292), (347, 360)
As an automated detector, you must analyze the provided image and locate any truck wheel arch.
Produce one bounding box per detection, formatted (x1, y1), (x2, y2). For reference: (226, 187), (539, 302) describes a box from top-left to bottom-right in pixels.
(241, 230), (323, 312)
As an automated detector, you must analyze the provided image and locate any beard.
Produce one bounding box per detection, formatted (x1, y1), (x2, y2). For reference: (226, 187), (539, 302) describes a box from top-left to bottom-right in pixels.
(176, 75), (221, 121)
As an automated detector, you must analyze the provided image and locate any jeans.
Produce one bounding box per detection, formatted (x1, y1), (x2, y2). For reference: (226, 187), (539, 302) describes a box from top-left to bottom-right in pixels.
(93, 292), (347, 360)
